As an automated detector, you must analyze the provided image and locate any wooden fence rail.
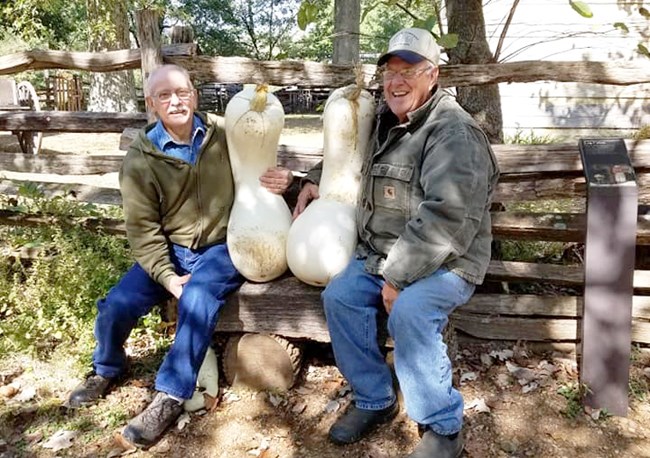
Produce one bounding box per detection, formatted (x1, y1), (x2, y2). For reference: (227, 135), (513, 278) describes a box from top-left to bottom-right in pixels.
(2, 47), (650, 89)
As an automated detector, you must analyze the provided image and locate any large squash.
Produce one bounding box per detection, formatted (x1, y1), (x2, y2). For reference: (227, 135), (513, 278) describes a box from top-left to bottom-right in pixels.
(286, 84), (375, 286)
(225, 85), (292, 282)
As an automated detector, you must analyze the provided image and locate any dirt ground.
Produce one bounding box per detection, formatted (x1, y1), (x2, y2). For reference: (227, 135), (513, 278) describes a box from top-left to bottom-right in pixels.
(0, 340), (649, 458)
(1, 121), (650, 458)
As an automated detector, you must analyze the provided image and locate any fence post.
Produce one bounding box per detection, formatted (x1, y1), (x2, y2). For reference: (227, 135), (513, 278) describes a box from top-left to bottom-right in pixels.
(579, 138), (637, 417)
(135, 9), (163, 123)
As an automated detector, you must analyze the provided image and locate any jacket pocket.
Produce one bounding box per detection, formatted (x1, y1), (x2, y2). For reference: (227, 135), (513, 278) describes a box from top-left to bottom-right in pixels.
(370, 163), (413, 214)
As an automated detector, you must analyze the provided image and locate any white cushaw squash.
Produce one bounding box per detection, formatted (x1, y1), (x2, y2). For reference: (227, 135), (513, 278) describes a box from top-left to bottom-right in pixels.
(286, 84), (375, 286)
(225, 84), (292, 282)
(183, 346), (219, 412)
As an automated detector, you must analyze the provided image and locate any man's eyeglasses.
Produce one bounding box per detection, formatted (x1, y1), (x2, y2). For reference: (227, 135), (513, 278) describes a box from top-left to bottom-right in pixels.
(382, 65), (433, 83)
(153, 89), (193, 103)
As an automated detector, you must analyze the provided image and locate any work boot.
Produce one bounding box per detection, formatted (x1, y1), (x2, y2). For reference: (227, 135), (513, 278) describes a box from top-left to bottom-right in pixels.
(407, 428), (464, 458)
(122, 391), (184, 448)
(67, 372), (117, 408)
(328, 401), (399, 445)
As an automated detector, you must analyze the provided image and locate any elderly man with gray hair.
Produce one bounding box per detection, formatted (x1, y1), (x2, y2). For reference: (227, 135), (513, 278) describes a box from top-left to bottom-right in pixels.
(296, 28), (499, 457)
(66, 64), (293, 448)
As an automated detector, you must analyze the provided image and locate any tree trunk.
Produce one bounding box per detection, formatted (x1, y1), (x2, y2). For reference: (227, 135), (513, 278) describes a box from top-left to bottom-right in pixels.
(135, 9), (163, 122)
(87, 0), (137, 113)
(445, 0), (503, 143)
(332, 0), (360, 64)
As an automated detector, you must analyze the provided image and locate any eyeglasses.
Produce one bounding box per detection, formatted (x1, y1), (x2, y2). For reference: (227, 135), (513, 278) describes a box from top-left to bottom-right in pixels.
(153, 89), (194, 103)
(382, 65), (433, 82)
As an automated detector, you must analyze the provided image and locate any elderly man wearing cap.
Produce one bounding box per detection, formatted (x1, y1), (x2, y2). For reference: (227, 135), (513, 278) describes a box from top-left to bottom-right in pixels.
(295, 28), (499, 457)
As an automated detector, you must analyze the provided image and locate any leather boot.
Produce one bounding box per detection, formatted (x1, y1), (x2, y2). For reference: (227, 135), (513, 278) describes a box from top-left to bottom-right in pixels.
(122, 391), (184, 448)
(328, 401), (399, 445)
(407, 428), (463, 458)
(67, 372), (117, 408)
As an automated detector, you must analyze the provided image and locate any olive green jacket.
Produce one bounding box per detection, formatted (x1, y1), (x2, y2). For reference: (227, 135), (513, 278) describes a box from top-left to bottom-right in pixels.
(119, 112), (233, 290)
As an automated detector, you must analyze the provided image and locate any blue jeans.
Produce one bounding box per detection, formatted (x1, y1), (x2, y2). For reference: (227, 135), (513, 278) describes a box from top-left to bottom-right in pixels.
(92, 242), (243, 400)
(322, 258), (474, 436)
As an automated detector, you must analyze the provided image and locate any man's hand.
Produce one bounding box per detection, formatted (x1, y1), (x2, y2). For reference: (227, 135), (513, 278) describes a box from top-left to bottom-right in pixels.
(382, 281), (400, 314)
(260, 166), (294, 195)
(293, 182), (320, 219)
(168, 274), (191, 299)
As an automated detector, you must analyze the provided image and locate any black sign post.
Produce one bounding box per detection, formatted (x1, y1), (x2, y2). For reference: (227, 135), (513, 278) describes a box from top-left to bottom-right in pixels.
(579, 138), (637, 417)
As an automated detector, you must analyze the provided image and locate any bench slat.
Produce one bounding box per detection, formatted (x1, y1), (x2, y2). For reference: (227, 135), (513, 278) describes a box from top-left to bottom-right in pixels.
(218, 276), (328, 342)
(4, 208), (650, 245)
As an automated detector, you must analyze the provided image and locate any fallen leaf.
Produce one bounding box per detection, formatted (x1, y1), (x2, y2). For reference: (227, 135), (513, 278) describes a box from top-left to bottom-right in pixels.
(223, 390), (241, 403)
(506, 362), (537, 384)
(113, 432), (137, 455)
(247, 437), (271, 456)
(24, 431), (43, 444)
(336, 385), (352, 398)
(205, 392), (219, 411)
(268, 393), (284, 407)
(14, 386), (37, 402)
(460, 371), (478, 384)
(480, 353), (493, 367)
(324, 399), (340, 413)
(464, 398), (491, 413)
(522, 382), (539, 394)
(291, 402), (307, 414)
(130, 379), (151, 388)
(0, 384), (18, 399)
(177, 412), (191, 431)
(489, 349), (513, 361)
(41, 430), (77, 452)
(495, 373), (510, 388)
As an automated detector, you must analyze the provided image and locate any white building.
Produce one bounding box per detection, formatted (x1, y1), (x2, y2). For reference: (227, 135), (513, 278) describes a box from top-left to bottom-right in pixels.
(478, 0), (650, 140)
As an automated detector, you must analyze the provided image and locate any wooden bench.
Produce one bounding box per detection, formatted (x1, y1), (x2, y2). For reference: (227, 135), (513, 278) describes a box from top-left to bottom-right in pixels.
(0, 78), (43, 154)
(2, 139), (650, 400)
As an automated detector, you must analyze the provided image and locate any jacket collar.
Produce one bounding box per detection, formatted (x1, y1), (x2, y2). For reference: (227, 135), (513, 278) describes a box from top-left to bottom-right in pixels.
(377, 85), (446, 131)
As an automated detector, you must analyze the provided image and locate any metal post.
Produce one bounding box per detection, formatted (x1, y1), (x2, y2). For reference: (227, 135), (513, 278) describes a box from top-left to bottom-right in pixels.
(579, 138), (637, 417)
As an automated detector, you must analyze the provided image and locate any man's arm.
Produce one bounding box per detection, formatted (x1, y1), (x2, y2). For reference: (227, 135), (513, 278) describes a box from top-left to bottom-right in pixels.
(119, 153), (177, 292)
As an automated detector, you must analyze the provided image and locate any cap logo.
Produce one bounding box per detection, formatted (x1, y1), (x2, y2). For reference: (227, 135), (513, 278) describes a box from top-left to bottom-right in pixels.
(390, 31), (418, 48)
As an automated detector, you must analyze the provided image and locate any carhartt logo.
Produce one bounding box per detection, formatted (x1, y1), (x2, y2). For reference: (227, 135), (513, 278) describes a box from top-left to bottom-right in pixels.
(383, 185), (396, 200)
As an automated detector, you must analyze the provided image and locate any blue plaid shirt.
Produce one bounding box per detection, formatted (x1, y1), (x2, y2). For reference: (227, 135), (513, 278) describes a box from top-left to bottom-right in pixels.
(146, 115), (206, 166)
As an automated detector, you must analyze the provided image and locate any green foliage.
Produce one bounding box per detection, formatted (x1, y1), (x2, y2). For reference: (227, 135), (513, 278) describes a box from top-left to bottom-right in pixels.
(557, 382), (588, 418)
(0, 0), (88, 50)
(569, 1), (593, 18)
(505, 129), (558, 145)
(297, 0), (320, 31)
(176, 0), (301, 60)
(0, 191), (131, 356)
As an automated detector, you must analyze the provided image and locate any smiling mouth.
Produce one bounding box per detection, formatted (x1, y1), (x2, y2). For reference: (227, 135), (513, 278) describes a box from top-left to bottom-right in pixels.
(391, 91), (409, 98)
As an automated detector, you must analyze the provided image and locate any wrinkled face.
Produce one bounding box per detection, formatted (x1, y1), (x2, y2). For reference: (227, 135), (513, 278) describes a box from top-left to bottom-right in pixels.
(382, 56), (439, 123)
(145, 68), (197, 134)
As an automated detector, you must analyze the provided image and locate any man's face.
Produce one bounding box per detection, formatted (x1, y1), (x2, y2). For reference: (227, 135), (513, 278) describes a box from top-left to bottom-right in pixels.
(146, 68), (197, 133)
(382, 56), (439, 122)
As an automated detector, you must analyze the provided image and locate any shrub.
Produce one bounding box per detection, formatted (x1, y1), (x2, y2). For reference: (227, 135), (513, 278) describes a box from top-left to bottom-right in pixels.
(0, 190), (131, 356)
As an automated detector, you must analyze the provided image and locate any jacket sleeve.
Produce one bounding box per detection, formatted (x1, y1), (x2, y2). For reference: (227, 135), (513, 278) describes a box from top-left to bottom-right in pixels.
(382, 125), (494, 289)
(302, 160), (323, 186)
(119, 152), (176, 290)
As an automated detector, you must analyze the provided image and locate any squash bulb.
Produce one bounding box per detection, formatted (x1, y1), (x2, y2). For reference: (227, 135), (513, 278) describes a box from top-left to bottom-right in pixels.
(287, 84), (375, 286)
(225, 85), (292, 282)
(184, 346), (219, 412)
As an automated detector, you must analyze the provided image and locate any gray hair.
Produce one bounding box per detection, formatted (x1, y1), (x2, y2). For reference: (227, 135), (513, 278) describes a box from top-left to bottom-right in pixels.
(144, 64), (194, 97)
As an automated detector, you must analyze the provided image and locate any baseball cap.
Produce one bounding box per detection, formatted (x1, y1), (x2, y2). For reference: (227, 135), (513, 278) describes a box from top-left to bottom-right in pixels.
(377, 28), (440, 67)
